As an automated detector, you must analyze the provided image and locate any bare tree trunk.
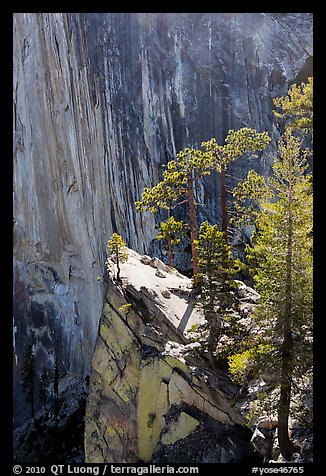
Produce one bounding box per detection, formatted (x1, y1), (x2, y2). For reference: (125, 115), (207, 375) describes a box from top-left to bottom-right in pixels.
(207, 314), (220, 371)
(167, 206), (173, 269)
(221, 165), (228, 241)
(167, 236), (173, 268)
(278, 332), (295, 459)
(116, 258), (121, 282)
(187, 175), (199, 275)
(278, 164), (295, 460)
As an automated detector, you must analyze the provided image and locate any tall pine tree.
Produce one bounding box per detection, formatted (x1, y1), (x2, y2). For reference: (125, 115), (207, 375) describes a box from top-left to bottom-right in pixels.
(136, 148), (213, 274)
(229, 130), (313, 459)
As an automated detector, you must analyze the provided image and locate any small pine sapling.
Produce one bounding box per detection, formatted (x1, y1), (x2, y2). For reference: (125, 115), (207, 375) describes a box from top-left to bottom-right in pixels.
(107, 233), (128, 282)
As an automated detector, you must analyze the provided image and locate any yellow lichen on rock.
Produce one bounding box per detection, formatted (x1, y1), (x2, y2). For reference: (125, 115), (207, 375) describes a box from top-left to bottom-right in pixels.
(161, 412), (199, 446)
(137, 357), (172, 461)
(164, 355), (189, 376)
(168, 371), (235, 425)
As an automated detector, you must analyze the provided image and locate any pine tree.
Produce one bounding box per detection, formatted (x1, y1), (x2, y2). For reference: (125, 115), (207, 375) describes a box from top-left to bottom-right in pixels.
(193, 221), (240, 369)
(39, 368), (50, 412)
(202, 128), (270, 241)
(107, 233), (128, 282)
(136, 148), (212, 274)
(155, 216), (187, 268)
(273, 77), (313, 134)
(231, 169), (272, 230)
(21, 344), (36, 419)
(136, 129), (269, 272)
(229, 131), (313, 459)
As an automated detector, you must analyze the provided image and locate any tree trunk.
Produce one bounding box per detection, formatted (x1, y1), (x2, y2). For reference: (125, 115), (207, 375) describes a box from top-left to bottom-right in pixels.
(207, 315), (217, 369)
(278, 165), (295, 459)
(220, 165), (228, 241)
(167, 206), (173, 269)
(207, 313), (220, 371)
(187, 175), (199, 274)
(167, 236), (173, 268)
(116, 258), (121, 282)
(278, 331), (295, 459)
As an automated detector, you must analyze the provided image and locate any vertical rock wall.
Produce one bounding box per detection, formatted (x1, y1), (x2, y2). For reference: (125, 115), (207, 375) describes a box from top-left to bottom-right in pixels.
(13, 13), (312, 426)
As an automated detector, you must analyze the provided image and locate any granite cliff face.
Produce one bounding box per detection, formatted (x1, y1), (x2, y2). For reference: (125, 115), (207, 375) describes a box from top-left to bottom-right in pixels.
(13, 13), (313, 427)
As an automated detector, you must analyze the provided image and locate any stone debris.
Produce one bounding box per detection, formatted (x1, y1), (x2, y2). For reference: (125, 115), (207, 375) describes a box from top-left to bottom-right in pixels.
(155, 268), (166, 278)
(161, 289), (171, 299)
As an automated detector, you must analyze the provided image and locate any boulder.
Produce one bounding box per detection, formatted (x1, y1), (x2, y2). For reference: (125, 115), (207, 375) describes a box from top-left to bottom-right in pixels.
(155, 268), (167, 278)
(250, 428), (273, 458)
(236, 281), (260, 303)
(140, 255), (152, 265)
(161, 289), (171, 299)
(150, 257), (170, 273)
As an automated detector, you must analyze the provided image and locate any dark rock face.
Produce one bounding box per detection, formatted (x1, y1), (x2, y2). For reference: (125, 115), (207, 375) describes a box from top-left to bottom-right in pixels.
(151, 405), (256, 463)
(13, 13), (313, 428)
(14, 380), (87, 463)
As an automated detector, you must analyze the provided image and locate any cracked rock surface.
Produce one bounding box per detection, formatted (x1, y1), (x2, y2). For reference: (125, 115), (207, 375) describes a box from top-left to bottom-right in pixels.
(84, 248), (255, 463)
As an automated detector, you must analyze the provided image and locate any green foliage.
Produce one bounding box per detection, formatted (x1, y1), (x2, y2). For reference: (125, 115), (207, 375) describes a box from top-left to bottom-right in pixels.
(155, 216), (187, 268)
(108, 233), (128, 263)
(187, 323), (200, 333)
(244, 134), (313, 411)
(228, 344), (275, 385)
(136, 128), (270, 271)
(202, 128), (270, 171)
(136, 147), (214, 274)
(228, 349), (255, 385)
(201, 128), (270, 239)
(155, 216), (187, 246)
(192, 222), (241, 367)
(228, 128), (313, 456)
(231, 170), (271, 229)
(118, 303), (132, 313)
(251, 133), (312, 342)
(135, 180), (184, 213)
(273, 77), (313, 134)
(248, 131), (312, 306)
(194, 221), (241, 281)
(172, 147), (213, 177)
(136, 148), (213, 213)
(107, 233), (128, 281)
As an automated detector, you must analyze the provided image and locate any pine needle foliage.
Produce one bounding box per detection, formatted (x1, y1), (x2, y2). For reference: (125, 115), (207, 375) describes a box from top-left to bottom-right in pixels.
(229, 130), (313, 459)
(107, 233), (128, 282)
